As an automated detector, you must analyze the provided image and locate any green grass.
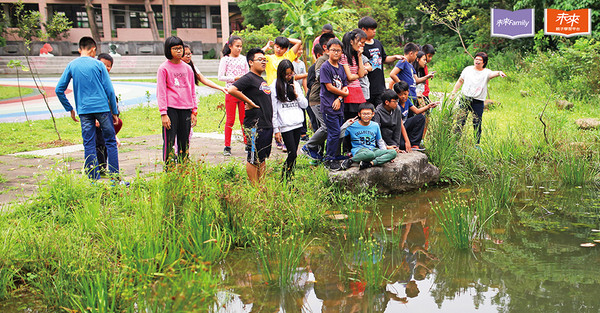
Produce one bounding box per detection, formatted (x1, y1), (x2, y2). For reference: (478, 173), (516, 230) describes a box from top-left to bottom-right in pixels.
(0, 157), (379, 309)
(0, 86), (34, 100)
(0, 92), (226, 155)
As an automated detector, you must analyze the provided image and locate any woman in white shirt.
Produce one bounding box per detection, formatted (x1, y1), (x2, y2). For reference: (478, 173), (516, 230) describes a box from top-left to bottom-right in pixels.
(271, 59), (308, 180)
(451, 52), (506, 145)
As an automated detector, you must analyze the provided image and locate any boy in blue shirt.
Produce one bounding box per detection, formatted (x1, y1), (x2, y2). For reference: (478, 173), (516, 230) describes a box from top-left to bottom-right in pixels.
(339, 103), (397, 170)
(55, 36), (120, 181)
(319, 38), (349, 171)
(389, 42), (421, 108)
(392, 81), (438, 151)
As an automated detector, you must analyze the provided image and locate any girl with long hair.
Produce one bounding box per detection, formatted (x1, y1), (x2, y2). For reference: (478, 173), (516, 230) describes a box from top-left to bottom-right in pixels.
(270, 59), (308, 180)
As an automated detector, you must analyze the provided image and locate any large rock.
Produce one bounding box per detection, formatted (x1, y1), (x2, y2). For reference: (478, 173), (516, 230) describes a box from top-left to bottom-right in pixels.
(576, 118), (600, 130)
(556, 100), (574, 110)
(329, 152), (440, 194)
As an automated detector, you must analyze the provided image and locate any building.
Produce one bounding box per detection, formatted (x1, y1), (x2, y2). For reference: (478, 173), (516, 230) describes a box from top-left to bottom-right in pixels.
(1, 0), (244, 53)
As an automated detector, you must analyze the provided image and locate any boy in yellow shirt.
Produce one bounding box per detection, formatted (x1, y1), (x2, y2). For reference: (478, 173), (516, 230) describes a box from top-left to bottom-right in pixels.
(262, 36), (303, 85)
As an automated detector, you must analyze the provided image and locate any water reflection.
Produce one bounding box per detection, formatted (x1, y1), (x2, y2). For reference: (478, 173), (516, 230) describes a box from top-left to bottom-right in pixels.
(215, 185), (600, 312)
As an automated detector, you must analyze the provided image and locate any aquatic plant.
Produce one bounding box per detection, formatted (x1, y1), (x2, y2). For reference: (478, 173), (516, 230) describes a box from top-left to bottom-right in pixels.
(425, 95), (472, 183)
(252, 226), (311, 290)
(432, 194), (497, 250)
(558, 152), (600, 186)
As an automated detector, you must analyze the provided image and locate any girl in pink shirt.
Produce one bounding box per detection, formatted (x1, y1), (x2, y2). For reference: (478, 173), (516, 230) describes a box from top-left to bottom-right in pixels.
(157, 36), (196, 166)
(218, 36), (249, 156)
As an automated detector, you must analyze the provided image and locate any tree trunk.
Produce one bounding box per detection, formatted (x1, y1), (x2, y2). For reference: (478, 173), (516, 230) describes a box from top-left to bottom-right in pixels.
(144, 0), (160, 40)
(84, 0), (101, 43)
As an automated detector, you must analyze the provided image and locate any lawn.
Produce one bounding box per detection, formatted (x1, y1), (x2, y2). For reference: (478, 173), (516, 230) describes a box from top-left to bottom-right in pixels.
(0, 86), (34, 100)
(0, 92), (227, 155)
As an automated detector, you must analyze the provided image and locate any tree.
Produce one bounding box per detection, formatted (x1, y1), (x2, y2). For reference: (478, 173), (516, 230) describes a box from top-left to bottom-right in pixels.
(417, 2), (473, 58)
(238, 0), (285, 29)
(334, 0), (405, 55)
(258, 0), (353, 63)
(144, 0), (160, 41)
(44, 12), (72, 41)
(84, 0), (101, 43)
(6, 1), (69, 140)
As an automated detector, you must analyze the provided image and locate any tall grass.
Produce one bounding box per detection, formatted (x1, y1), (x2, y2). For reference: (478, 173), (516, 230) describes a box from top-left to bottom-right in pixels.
(558, 152), (600, 186)
(0, 157), (374, 310)
(432, 192), (499, 250)
(425, 95), (472, 183)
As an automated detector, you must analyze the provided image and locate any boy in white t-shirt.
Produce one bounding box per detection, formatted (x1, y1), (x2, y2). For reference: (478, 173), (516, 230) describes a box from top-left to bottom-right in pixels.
(451, 52), (506, 145)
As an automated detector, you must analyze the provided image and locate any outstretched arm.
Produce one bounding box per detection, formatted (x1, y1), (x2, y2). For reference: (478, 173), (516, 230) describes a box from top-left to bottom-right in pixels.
(198, 72), (228, 94)
(489, 70), (506, 79)
(451, 77), (464, 95)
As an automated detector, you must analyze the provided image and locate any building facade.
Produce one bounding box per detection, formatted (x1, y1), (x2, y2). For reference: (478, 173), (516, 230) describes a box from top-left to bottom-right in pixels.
(1, 0), (243, 45)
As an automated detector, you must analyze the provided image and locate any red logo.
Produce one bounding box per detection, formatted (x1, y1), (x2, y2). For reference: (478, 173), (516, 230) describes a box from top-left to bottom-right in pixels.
(545, 9), (592, 37)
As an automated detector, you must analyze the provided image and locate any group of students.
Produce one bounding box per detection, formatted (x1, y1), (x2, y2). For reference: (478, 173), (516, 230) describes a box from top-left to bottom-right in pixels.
(56, 14), (506, 184)
(216, 16), (445, 182)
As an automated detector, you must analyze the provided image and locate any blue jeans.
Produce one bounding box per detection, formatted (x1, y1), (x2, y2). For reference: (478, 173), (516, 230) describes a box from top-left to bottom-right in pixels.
(80, 112), (119, 179)
(323, 113), (344, 161)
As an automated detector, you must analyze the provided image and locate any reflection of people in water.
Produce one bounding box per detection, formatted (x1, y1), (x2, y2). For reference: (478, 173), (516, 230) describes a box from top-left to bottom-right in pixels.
(387, 219), (438, 301)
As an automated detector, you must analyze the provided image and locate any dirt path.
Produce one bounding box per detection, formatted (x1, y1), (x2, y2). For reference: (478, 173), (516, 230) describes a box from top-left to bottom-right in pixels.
(0, 132), (287, 208)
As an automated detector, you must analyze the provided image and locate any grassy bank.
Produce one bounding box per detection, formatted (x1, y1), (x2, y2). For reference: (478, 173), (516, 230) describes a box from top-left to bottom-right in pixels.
(0, 157), (379, 310)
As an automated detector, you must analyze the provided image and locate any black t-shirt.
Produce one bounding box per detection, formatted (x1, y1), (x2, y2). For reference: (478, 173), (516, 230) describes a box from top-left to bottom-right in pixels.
(362, 39), (387, 96)
(233, 72), (273, 128)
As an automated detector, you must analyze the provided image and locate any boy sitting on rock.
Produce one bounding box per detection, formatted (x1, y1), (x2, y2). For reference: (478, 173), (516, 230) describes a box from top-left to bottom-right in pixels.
(339, 103), (397, 170)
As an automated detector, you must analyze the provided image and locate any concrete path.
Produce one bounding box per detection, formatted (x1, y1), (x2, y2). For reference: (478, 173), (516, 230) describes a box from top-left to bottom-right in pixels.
(0, 131), (292, 208)
(0, 76), (219, 122)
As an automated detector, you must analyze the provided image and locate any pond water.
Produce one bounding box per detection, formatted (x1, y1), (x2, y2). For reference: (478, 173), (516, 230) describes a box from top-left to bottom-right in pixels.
(1, 183), (598, 312)
(213, 183), (600, 312)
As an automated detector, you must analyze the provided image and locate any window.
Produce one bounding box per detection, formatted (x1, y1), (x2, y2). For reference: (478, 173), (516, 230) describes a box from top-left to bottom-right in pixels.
(110, 5), (163, 31)
(2, 3), (39, 27)
(171, 6), (206, 29)
(49, 4), (102, 29)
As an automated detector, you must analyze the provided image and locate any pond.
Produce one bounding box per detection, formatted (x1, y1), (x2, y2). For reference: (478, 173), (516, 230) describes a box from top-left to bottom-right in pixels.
(213, 183), (600, 312)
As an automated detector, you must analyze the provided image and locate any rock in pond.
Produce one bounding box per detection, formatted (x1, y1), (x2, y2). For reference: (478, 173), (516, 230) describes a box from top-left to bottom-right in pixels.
(576, 118), (600, 130)
(328, 151), (440, 194)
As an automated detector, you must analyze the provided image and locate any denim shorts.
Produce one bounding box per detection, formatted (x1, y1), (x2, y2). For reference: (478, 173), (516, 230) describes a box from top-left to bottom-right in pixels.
(245, 127), (273, 164)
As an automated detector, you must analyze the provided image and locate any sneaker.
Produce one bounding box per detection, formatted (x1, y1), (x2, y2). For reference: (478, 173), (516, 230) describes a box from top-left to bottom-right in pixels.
(324, 159), (341, 171)
(359, 161), (373, 170)
(111, 179), (130, 187)
(282, 144), (287, 152)
(300, 134), (310, 142)
(412, 145), (426, 151)
(223, 146), (232, 156)
(340, 159), (354, 170)
(333, 155), (350, 161)
(302, 145), (322, 160)
(276, 141), (284, 150)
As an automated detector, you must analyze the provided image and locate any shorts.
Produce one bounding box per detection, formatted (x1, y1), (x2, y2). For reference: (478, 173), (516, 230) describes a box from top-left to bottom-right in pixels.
(245, 127), (273, 165)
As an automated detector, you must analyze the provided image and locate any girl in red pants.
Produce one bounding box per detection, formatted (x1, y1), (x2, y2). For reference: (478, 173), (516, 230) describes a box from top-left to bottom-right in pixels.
(218, 36), (249, 156)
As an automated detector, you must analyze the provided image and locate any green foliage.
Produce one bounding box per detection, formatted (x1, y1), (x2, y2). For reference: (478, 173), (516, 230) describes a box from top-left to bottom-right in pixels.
(44, 12), (72, 40)
(527, 38), (600, 100)
(259, 0), (353, 60)
(237, 0), (285, 30)
(232, 24), (281, 54)
(342, 0), (405, 55)
(10, 1), (43, 42)
(558, 151), (600, 186)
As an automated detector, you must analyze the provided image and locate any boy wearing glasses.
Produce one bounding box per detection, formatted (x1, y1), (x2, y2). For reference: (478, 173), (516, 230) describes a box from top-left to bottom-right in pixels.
(228, 48), (273, 184)
(339, 103), (397, 170)
(319, 39), (349, 171)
